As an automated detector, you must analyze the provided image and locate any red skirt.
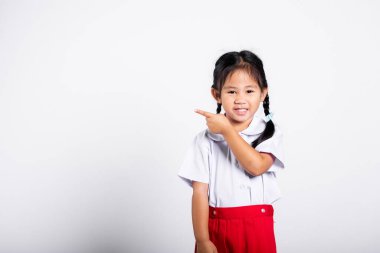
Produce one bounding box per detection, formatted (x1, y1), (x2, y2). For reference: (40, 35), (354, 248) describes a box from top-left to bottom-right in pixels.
(195, 205), (276, 253)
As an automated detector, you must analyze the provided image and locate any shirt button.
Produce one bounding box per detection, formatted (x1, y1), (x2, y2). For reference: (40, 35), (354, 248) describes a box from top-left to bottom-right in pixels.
(213, 210), (217, 215)
(261, 208), (266, 213)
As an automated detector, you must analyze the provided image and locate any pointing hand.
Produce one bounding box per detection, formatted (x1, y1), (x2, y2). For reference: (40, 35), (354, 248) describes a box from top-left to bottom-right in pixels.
(195, 109), (233, 135)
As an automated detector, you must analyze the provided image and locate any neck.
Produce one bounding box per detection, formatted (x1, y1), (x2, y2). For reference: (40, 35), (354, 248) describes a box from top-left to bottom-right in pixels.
(229, 118), (253, 132)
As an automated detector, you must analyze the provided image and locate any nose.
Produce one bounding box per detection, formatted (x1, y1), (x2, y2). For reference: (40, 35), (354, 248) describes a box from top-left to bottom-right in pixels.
(234, 92), (245, 104)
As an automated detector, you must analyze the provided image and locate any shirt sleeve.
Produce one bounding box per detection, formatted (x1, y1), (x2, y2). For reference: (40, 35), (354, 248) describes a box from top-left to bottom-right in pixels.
(255, 125), (285, 173)
(178, 131), (210, 187)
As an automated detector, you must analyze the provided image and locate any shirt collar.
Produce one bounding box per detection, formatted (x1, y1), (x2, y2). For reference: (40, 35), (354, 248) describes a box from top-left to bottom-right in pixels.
(206, 114), (267, 142)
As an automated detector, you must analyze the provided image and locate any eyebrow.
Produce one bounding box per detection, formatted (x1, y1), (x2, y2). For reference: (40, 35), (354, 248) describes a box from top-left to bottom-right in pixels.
(223, 85), (257, 89)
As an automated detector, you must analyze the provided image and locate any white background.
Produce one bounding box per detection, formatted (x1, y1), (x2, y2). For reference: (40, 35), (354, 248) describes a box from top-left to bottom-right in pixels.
(1, 0), (380, 252)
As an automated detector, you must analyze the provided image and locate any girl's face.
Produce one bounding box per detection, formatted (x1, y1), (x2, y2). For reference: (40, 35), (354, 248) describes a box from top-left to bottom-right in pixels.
(213, 70), (267, 131)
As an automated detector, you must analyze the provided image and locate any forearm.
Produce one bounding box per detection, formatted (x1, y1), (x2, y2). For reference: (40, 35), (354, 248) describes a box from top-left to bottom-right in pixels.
(192, 183), (210, 243)
(223, 127), (268, 176)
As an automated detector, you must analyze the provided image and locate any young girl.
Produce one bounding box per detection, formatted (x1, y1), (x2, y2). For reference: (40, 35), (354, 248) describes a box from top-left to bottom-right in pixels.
(178, 50), (285, 253)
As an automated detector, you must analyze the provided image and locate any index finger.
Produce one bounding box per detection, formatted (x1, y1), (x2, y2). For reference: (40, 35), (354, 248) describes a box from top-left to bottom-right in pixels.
(194, 109), (214, 118)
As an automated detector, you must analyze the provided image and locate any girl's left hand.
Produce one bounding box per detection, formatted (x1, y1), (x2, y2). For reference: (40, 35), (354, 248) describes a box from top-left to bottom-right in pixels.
(195, 109), (233, 135)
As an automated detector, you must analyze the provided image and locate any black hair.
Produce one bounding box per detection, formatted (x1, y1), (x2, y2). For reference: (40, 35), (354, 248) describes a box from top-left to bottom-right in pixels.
(211, 50), (275, 148)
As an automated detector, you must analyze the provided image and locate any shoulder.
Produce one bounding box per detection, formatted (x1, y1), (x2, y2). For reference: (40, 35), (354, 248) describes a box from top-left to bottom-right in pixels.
(191, 129), (212, 150)
(254, 120), (285, 153)
(193, 129), (209, 141)
(259, 121), (284, 146)
(273, 122), (284, 139)
(256, 120), (286, 170)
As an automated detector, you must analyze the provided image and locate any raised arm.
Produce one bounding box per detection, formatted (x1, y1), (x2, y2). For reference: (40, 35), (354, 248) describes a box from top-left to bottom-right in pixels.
(223, 128), (274, 176)
(192, 181), (218, 253)
(194, 109), (274, 177)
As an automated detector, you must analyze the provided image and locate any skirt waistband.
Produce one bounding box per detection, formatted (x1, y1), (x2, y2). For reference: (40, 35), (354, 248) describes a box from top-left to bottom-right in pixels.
(209, 205), (273, 219)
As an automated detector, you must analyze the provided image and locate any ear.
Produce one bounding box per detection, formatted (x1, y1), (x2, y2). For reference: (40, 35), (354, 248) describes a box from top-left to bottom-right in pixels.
(260, 88), (268, 102)
(211, 88), (222, 103)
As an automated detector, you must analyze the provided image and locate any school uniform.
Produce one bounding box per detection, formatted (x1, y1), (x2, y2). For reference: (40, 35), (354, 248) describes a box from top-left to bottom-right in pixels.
(178, 114), (285, 253)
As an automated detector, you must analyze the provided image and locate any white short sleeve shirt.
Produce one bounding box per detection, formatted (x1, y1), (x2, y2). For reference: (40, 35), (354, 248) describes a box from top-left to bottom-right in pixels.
(178, 114), (285, 207)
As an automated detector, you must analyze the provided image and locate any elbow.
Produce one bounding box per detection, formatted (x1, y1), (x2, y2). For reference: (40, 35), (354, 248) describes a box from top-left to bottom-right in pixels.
(245, 167), (265, 177)
(244, 153), (274, 176)
(244, 161), (268, 176)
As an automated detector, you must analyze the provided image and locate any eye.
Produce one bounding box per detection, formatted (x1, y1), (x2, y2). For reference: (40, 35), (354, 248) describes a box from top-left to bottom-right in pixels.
(247, 90), (254, 93)
(227, 90), (236, 94)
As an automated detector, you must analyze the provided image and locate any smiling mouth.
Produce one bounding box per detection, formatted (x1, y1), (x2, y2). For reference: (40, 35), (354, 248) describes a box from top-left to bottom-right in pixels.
(233, 108), (248, 115)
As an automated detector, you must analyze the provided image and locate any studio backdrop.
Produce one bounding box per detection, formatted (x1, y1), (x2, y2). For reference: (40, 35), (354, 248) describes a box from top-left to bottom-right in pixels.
(1, 0), (379, 252)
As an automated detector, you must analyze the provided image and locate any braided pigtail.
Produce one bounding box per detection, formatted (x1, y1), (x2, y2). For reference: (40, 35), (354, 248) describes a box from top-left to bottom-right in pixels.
(251, 94), (275, 148)
(216, 103), (222, 114)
